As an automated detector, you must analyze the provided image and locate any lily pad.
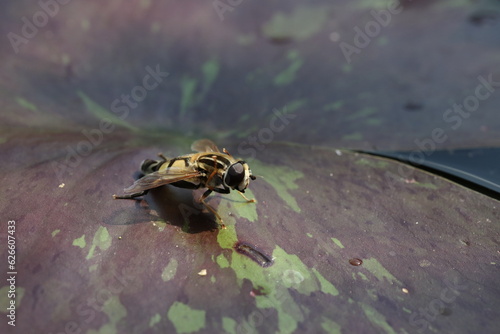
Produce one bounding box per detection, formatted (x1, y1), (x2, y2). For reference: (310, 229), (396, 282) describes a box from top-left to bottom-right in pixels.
(2, 135), (500, 333)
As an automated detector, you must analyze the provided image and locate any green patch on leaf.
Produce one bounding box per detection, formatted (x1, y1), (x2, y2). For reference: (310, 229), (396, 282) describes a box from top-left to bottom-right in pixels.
(226, 189), (258, 222)
(250, 160), (304, 212)
(285, 99), (307, 113)
(357, 272), (369, 281)
(359, 303), (397, 334)
(0, 286), (25, 311)
(217, 224), (239, 249)
(366, 288), (378, 301)
(221, 244), (339, 334)
(149, 313), (161, 327)
(86, 226), (111, 260)
(161, 259), (178, 282)
(216, 254), (230, 268)
(312, 268), (339, 296)
(270, 246), (320, 294)
(231, 249), (303, 333)
(362, 258), (401, 285)
(51, 229), (61, 237)
(87, 295), (127, 334)
(72, 234), (86, 248)
(323, 101), (344, 111)
(274, 50), (303, 86)
(77, 91), (138, 131)
(222, 316), (237, 334)
(201, 59), (219, 94)
(179, 76), (198, 116)
(178, 58), (220, 113)
(167, 302), (206, 334)
(262, 6), (329, 41)
(331, 238), (344, 248)
(321, 317), (342, 334)
(16, 97), (38, 112)
(214, 161), (386, 332)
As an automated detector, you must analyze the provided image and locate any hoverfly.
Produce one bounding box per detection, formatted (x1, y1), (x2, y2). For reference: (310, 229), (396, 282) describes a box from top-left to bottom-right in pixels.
(113, 139), (256, 228)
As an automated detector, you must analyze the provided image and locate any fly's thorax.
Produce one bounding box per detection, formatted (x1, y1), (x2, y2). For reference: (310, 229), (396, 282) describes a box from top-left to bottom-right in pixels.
(196, 153), (233, 189)
(196, 153), (235, 171)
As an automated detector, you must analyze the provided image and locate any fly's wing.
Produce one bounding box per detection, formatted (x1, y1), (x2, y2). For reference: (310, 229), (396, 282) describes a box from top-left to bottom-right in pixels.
(122, 167), (202, 195)
(191, 139), (220, 153)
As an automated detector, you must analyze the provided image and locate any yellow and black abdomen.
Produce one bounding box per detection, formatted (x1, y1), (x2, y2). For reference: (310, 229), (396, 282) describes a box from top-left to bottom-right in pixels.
(140, 159), (162, 175)
(157, 154), (204, 189)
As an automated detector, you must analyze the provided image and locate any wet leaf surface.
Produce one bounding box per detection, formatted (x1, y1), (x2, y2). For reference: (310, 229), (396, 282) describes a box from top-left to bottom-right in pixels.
(1, 1), (500, 334)
(2, 137), (500, 334)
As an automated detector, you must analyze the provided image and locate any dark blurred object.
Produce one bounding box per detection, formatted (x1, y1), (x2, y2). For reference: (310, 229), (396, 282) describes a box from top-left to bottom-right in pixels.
(358, 148), (500, 199)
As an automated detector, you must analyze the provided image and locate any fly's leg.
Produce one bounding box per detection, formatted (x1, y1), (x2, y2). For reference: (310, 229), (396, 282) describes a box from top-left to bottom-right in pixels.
(113, 190), (148, 200)
(206, 155), (219, 187)
(201, 156), (226, 229)
(237, 191), (256, 203)
(157, 153), (168, 161)
(199, 189), (226, 229)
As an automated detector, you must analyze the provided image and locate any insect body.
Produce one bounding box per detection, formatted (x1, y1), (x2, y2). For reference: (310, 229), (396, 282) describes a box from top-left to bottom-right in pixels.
(113, 139), (256, 228)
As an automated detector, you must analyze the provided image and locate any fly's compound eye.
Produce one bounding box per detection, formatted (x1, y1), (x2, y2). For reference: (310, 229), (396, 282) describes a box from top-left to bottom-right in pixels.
(224, 162), (245, 189)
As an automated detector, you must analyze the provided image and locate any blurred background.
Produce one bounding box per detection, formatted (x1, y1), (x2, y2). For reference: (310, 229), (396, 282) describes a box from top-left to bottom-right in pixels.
(2, 0), (499, 150)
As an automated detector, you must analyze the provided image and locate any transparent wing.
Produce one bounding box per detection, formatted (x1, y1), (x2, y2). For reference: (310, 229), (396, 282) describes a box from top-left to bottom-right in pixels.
(122, 167), (202, 195)
(191, 139), (220, 153)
